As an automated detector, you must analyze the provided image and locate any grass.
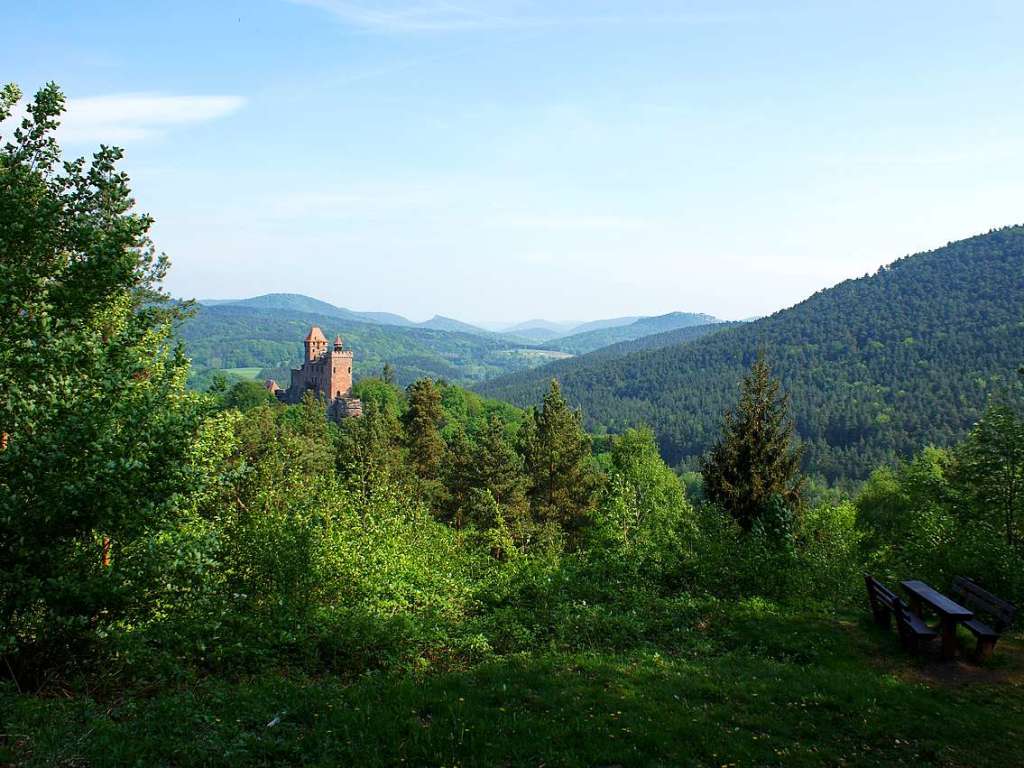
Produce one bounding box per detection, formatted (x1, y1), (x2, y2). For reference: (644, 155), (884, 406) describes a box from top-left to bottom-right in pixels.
(2, 602), (1021, 767)
(222, 367), (264, 380)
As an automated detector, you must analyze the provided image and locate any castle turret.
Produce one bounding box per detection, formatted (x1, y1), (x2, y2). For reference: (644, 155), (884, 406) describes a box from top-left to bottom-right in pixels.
(333, 335), (343, 352)
(304, 326), (328, 361)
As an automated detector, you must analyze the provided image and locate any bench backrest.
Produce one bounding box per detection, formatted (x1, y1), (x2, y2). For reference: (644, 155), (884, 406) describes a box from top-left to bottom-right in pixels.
(864, 573), (898, 611)
(891, 597), (919, 647)
(951, 576), (1017, 631)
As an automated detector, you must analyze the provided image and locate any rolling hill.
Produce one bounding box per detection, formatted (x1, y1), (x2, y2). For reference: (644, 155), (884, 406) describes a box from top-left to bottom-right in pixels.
(479, 225), (1024, 482)
(180, 304), (568, 390)
(546, 312), (721, 354)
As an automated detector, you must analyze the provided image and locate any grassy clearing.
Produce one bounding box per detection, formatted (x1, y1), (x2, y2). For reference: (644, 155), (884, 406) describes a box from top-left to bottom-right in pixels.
(222, 367), (264, 380)
(3, 603), (1021, 767)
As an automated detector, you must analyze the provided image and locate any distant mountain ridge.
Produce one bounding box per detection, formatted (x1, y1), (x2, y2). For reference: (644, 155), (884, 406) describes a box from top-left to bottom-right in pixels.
(479, 225), (1024, 482)
(198, 295), (719, 352)
(547, 312), (720, 355)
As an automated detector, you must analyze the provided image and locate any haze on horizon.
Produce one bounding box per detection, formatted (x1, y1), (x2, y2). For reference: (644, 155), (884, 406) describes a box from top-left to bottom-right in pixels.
(5, 1), (1024, 323)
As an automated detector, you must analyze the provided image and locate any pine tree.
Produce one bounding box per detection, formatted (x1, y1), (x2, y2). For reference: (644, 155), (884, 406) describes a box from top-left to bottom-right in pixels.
(701, 354), (804, 530)
(471, 415), (530, 537)
(522, 380), (599, 541)
(336, 398), (406, 498)
(442, 423), (475, 527)
(403, 378), (446, 505)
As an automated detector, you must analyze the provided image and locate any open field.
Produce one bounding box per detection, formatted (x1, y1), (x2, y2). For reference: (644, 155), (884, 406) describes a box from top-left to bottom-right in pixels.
(221, 367), (264, 380)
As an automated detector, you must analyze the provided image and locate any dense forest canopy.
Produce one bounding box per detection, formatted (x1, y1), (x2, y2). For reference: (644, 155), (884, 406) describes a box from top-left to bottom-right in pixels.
(480, 226), (1024, 483)
(544, 311), (720, 355)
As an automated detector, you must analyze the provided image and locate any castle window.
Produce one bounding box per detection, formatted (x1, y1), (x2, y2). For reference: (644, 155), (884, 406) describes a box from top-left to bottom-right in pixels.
(348, 367), (352, 373)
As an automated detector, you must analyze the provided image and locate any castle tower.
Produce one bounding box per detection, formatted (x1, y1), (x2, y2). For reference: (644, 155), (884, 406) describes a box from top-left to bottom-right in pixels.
(327, 336), (354, 399)
(304, 325), (328, 361)
(285, 325), (361, 419)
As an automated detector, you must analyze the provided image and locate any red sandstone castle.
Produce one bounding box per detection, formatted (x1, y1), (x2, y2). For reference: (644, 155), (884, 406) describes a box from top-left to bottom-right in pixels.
(267, 326), (363, 419)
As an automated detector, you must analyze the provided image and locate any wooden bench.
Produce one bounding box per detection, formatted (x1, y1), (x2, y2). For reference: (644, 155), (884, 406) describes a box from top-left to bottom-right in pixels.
(865, 574), (937, 654)
(864, 573), (898, 628)
(950, 576), (1018, 660)
(892, 597), (938, 653)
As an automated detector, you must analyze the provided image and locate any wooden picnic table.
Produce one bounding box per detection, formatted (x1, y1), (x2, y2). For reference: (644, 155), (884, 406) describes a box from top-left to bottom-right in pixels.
(901, 580), (973, 660)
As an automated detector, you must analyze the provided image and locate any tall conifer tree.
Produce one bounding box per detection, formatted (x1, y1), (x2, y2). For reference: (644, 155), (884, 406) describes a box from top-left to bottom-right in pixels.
(522, 380), (599, 540)
(471, 415), (530, 533)
(403, 378), (446, 505)
(701, 354), (804, 530)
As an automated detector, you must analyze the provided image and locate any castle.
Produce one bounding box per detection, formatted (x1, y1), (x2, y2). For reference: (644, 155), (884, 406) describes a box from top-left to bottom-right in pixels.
(267, 326), (363, 420)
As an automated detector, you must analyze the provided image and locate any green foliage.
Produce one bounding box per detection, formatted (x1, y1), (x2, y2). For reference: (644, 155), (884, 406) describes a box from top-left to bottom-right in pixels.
(855, 413), (1024, 606)
(0, 83), (209, 671)
(481, 226), (1024, 483)
(702, 355), (804, 531)
(954, 399), (1024, 546)
(466, 416), (531, 545)
(222, 380), (277, 411)
(335, 398), (407, 498)
(403, 378), (447, 507)
(591, 428), (695, 583)
(521, 381), (601, 544)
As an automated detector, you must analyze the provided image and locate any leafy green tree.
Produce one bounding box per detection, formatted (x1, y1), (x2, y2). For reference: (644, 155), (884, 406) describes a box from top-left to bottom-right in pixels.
(382, 362), (395, 385)
(0, 82), (206, 664)
(353, 377), (404, 420)
(702, 355), (804, 531)
(223, 380), (277, 411)
(954, 401), (1024, 545)
(596, 427), (694, 577)
(522, 380), (599, 541)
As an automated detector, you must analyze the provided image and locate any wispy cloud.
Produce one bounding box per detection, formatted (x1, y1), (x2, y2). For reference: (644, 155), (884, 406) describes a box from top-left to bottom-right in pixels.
(54, 93), (246, 143)
(289, 0), (514, 31)
(288, 0), (752, 33)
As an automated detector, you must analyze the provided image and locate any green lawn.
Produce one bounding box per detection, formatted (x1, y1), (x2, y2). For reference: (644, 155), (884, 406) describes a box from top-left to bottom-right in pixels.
(3, 604), (1021, 766)
(222, 367), (264, 380)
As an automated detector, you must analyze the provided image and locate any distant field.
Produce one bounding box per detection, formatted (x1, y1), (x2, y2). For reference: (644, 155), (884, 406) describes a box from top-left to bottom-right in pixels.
(509, 348), (573, 360)
(222, 367), (263, 380)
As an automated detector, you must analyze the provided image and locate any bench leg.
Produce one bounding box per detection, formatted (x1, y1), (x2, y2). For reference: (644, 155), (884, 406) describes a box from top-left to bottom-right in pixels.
(974, 637), (997, 662)
(940, 619), (958, 661)
(909, 595), (923, 617)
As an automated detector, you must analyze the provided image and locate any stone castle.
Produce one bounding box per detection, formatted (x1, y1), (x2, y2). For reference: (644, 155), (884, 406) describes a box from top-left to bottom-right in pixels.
(266, 326), (363, 420)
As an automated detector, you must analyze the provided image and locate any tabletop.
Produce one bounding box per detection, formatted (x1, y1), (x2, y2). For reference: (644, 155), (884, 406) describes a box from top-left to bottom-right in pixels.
(901, 580), (973, 618)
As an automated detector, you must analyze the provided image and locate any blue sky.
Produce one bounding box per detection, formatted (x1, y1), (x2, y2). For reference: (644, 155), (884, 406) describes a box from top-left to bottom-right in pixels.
(5, 1), (1024, 322)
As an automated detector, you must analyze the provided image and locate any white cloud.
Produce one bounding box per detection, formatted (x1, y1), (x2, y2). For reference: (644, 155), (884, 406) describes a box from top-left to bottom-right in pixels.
(287, 0), (752, 33)
(55, 93), (246, 143)
(289, 0), (512, 32)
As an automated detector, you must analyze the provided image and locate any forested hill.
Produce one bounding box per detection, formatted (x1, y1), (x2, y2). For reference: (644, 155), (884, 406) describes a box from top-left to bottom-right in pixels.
(479, 225), (1024, 482)
(547, 311), (719, 354)
(180, 304), (568, 389)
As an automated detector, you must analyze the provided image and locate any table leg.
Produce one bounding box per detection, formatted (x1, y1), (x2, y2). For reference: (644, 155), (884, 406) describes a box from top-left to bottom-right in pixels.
(940, 618), (958, 661)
